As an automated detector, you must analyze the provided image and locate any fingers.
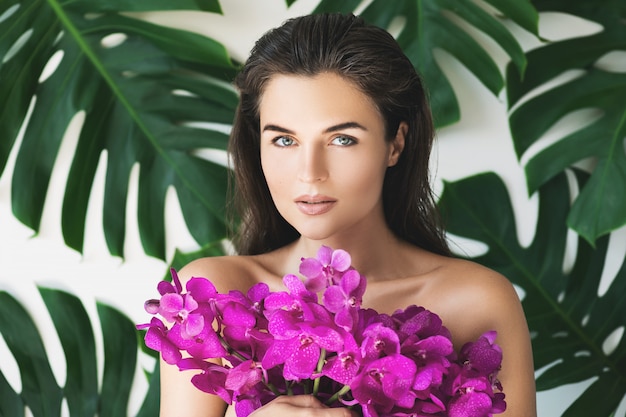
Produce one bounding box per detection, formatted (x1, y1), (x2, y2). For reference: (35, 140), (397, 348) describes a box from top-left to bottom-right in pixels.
(270, 394), (325, 409)
(248, 395), (358, 417)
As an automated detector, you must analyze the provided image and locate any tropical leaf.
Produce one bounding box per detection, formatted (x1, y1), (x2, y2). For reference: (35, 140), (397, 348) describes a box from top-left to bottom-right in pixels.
(39, 288), (99, 416)
(0, 370), (25, 417)
(0, 0), (239, 260)
(0, 288), (159, 417)
(67, 0), (222, 13)
(312, 0), (539, 127)
(506, 0), (626, 246)
(134, 362), (160, 417)
(439, 171), (626, 416)
(0, 292), (63, 417)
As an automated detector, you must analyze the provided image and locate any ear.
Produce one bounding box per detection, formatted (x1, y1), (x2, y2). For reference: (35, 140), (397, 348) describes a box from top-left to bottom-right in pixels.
(387, 121), (407, 167)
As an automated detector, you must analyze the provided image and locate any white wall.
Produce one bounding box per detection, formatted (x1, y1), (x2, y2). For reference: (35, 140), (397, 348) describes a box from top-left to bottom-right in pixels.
(0, 1), (624, 416)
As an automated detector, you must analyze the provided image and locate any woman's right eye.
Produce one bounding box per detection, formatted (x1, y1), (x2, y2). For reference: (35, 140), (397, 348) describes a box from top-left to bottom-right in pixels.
(273, 136), (295, 147)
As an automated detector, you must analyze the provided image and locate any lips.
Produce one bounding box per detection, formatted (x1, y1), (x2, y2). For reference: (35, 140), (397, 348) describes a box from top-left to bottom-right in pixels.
(295, 195), (337, 216)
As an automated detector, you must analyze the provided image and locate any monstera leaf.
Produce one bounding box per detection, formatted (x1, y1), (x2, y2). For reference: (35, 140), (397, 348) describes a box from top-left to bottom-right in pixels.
(0, 0), (239, 260)
(0, 288), (160, 417)
(506, 0), (626, 246)
(313, 0), (538, 127)
(439, 171), (626, 416)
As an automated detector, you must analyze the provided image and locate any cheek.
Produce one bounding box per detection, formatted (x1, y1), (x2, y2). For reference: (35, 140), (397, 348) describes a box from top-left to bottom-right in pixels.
(340, 153), (388, 190)
(261, 156), (288, 200)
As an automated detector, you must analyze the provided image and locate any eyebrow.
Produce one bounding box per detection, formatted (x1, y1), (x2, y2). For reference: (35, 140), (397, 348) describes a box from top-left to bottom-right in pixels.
(262, 121), (368, 134)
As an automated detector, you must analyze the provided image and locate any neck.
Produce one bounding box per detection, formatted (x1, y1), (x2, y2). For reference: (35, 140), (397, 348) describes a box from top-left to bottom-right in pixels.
(287, 223), (410, 282)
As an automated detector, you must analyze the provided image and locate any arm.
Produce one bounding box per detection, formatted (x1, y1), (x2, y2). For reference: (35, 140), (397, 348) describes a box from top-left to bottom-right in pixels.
(160, 356), (228, 417)
(487, 276), (537, 417)
(159, 258), (232, 417)
(158, 257), (357, 417)
(440, 266), (537, 417)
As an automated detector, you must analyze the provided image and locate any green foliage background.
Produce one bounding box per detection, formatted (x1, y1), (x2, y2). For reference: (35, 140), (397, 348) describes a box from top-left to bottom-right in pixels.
(0, 0), (624, 416)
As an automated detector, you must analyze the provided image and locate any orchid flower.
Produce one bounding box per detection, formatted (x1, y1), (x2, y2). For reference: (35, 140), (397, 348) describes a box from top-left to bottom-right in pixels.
(299, 245), (352, 292)
(138, 246), (506, 417)
(323, 269), (366, 331)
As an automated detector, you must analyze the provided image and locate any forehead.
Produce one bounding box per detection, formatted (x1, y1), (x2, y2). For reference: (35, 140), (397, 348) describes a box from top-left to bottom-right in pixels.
(259, 72), (383, 129)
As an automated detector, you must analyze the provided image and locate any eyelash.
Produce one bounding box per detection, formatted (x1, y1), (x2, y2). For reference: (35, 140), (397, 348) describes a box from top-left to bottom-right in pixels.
(331, 135), (356, 146)
(271, 135), (357, 147)
(271, 136), (295, 147)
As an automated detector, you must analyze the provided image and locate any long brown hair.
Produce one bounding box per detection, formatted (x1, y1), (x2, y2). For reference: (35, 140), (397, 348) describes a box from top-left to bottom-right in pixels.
(228, 13), (450, 257)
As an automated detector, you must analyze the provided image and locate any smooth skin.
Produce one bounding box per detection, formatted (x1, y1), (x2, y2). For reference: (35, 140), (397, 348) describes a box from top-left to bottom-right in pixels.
(159, 73), (537, 417)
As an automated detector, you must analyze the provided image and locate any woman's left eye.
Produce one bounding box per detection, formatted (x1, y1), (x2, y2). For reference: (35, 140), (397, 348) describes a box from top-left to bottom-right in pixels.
(331, 135), (355, 146)
(273, 136), (295, 147)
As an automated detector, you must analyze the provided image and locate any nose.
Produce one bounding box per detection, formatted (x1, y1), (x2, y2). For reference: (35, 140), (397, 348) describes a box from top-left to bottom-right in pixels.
(298, 144), (328, 183)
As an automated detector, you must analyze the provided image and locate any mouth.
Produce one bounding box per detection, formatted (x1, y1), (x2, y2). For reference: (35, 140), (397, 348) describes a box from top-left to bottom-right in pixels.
(295, 195), (337, 215)
(298, 200), (335, 204)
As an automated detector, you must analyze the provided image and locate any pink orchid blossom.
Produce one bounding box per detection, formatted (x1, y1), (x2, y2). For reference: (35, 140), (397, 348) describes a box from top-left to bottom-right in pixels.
(299, 245), (352, 292)
(139, 246), (506, 417)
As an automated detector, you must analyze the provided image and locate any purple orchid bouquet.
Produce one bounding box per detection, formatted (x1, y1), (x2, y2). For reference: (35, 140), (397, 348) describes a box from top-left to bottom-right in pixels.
(138, 246), (506, 417)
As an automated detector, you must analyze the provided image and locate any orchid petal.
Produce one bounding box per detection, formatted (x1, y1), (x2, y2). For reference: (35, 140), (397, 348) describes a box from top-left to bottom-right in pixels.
(340, 269), (362, 294)
(323, 335), (361, 384)
(183, 294), (199, 312)
(330, 249), (351, 271)
(299, 257), (322, 278)
(184, 313), (205, 338)
(262, 338), (295, 370)
(268, 310), (300, 338)
(226, 360), (262, 392)
(283, 274), (308, 297)
(170, 268), (183, 293)
(248, 282), (270, 303)
(235, 397), (262, 417)
(144, 299), (160, 314)
(334, 308), (355, 331)
(222, 302), (256, 328)
(285, 343), (320, 379)
(187, 328), (228, 359)
(186, 277), (218, 301)
(306, 325), (344, 351)
(160, 341), (183, 365)
(304, 276), (327, 293)
(461, 332), (503, 374)
(263, 292), (293, 311)
(189, 365), (232, 404)
(157, 280), (176, 295)
(449, 391), (493, 417)
(160, 293), (183, 312)
(317, 245), (333, 265)
(323, 286), (345, 312)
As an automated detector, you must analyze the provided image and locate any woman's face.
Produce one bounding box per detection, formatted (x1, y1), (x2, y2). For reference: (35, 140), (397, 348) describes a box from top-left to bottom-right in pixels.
(259, 72), (404, 242)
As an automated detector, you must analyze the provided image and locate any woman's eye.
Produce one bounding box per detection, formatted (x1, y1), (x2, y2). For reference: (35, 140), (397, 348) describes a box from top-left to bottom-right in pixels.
(273, 136), (295, 147)
(331, 135), (355, 146)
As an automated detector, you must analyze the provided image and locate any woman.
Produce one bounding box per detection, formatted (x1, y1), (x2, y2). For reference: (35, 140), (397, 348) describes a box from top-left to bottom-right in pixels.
(160, 13), (536, 417)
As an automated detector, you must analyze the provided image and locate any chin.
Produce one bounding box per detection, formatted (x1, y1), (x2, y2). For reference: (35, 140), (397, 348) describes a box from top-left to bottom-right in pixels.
(285, 214), (354, 243)
(294, 225), (338, 242)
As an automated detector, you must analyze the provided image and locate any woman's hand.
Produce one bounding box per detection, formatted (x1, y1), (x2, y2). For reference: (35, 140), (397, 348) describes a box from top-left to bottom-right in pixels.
(249, 395), (358, 417)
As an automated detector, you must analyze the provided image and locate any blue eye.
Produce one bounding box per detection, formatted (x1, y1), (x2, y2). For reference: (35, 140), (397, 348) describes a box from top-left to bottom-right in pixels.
(273, 136), (295, 147)
(331, 135), (355, 146)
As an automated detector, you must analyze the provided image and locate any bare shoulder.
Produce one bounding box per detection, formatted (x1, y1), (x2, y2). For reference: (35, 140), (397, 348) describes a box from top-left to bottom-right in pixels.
(431, 256), (520, 309)
(434, 257), (536, 416)
(176, 253), (279, 294)
(421, 255), (526, 345)
(412, 253), (537, 416)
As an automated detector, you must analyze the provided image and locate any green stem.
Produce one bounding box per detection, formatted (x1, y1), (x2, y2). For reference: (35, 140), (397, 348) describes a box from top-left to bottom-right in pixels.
(312, 348), (327, 396)
(265, 382), (281, 397)
(326, 385), (351, 405)
(218, 334), (247, 362)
